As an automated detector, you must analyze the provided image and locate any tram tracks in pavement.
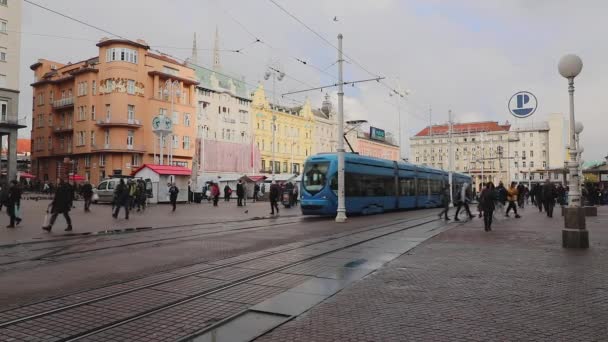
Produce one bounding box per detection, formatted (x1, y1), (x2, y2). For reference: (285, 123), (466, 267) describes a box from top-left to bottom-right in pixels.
(0, 211), (440, 337)
(0, 216), (309, 267)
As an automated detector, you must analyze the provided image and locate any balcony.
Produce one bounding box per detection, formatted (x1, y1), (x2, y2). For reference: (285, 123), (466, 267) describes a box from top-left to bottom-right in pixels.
(95, 118), (143, 128)
(49, 147), (73, 156)
(0, 118), (27, 129)
(91, 143), (146, 153)
(52, 97), (75, 109)
(53, 126), (73, 134)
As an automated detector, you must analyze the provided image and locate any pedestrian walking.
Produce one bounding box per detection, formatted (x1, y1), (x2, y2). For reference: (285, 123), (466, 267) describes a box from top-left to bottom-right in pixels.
(292, 185), (299, 206)
(505, 182), (521, 218)
(454, 183), (474, 221)
(0, 182), (8, 212)
(42, 179), (73, 232)
(479, 182), (496, 231)
(112, 179), (129, 220)
(437, 184), (451, 220)
(169, 182), (179, 212)
(253, 183), (260, 202)
(188, 179), (193, 204)
(224, 185), (232, 202)
(236, 180), (245, 207)
(211, 182), (220, 207)
(80, 180), (93, 212)
(136, 179), (147, 212)
(269, 181), (280, 215)
(6, 180), (22, 228)
(542, 180), (557, 218)
(517, 183), (526, 209)
(495, 182), (507, 213)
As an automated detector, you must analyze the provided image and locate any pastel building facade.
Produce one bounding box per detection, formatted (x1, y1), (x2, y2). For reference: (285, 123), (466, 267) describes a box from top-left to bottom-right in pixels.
(30, 38), (199, 185)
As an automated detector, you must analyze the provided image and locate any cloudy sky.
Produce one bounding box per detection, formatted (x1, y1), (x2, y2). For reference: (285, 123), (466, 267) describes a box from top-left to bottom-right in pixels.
(18, 0), (608, 161)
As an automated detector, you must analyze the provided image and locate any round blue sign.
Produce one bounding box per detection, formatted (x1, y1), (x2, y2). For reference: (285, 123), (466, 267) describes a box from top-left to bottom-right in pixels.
(508, 91), (538, 118)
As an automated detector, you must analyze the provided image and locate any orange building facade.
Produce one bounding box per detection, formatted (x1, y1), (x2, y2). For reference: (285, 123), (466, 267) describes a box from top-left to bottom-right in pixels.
(30, 38), (198, 185)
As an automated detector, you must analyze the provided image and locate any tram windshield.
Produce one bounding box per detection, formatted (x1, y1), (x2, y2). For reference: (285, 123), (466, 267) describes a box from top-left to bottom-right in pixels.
(303, 162), (329, 194)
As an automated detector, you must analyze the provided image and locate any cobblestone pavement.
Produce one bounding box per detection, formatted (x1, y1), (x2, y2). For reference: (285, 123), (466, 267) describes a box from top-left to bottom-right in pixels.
(0, 197), (287, 245)
(256, 206), (608, 342)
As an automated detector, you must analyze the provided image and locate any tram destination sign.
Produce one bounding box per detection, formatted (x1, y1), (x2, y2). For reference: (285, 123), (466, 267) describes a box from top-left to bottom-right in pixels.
(370, 127), (386, 141)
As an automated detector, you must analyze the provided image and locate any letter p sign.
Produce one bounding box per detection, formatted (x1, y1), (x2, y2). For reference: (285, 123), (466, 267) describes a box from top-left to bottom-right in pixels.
(509, 91), (538, 118)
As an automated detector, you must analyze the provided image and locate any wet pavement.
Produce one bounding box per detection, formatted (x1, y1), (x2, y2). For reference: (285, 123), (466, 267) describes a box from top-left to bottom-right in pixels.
(255, 205), (608, 342)
(0, 209), (448, 341)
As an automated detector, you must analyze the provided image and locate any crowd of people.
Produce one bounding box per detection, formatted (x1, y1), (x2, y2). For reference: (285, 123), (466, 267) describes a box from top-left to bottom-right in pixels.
(439, 179), (580, 232)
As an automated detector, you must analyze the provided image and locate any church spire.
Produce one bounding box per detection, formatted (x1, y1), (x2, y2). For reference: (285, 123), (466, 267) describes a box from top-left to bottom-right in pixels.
(191, 32), (198, 65)
(213, 26), (221, 69)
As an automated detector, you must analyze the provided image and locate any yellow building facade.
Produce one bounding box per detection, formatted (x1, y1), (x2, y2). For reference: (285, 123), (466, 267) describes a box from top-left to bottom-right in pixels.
(251, 85), (314, 174)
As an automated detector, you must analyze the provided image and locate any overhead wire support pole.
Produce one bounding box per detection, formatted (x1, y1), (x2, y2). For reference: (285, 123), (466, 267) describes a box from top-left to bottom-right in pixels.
(281, 77), (385, 97)
(335, 34), (347, 223)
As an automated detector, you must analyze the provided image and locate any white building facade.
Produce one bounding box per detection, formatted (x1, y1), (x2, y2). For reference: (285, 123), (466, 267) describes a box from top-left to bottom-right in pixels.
(0, 0), (25, 181)
(410, 114), (567, 189)
(312, 94), (337, 154)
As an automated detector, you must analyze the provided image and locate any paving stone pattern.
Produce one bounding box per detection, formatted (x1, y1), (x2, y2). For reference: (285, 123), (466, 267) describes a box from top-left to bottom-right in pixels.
(257, 208), (608, 342)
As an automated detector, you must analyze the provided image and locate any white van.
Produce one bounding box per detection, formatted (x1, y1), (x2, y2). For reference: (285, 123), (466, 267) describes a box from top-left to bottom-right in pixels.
(93, 177), (152, 204)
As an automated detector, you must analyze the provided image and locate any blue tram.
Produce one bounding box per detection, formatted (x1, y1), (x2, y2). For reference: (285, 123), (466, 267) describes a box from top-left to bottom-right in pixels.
(300, 153), (472, 216)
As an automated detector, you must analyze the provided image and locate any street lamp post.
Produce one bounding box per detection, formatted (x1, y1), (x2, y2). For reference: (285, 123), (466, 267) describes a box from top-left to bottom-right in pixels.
(558, 54), (588, 248)
(264, 66), (285, 181)
(335, 34), (347, 223)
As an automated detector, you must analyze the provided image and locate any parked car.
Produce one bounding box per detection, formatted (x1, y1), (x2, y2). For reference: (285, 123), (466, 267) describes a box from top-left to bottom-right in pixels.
(93, 177), (152, 204)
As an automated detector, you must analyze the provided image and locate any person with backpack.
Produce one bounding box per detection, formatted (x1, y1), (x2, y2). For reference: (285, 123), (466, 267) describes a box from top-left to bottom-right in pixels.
(437, 184), (451, 221)
(269, 181), (280, 215)
(80, 180), (93, 212)
(479, 182), (497, 231)
(42, 178), (73, 232)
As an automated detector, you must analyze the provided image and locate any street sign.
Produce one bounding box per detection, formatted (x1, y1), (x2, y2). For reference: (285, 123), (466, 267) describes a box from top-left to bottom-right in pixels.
(508, 91), (538, 118)
(370, 127), (386, 141)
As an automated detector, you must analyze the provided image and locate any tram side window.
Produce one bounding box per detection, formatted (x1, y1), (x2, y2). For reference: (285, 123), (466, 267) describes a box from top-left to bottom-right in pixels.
(399, 178), (416, 196)
(345, 173), (395, 197)
(417, 178), (428, 196)
(430, 179), (442, 195)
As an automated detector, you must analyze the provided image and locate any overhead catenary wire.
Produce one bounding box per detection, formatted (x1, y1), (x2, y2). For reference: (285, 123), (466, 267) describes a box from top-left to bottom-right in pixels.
(22, 0), (309, 107)
(266, 0), (407, 97)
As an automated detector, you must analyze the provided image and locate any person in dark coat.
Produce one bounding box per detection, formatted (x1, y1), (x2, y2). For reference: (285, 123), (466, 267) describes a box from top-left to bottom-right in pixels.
(168, 182), (179, 212)
(6, 180), (22, 228)
(269, 181), (280, 215)
(211, 182), (220, 206)
(437, 184), (451, 220)
(42, 179), (73, 232)
(236, 180), (245, 207)
(253, 183), (260, 202)
(80, 180), (93, 212)
(454, 183), (474, 221)
(517, 183), (526, 209)
(224, 185), (231, 202)
(112, 179), (129, 220)
(542, 180), (557, 218)
(479, 182), (496, 231)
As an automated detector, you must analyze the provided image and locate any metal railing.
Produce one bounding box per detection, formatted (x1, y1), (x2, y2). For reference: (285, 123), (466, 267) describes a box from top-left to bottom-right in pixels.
(52, 97), (74, 108)
(96, 118), (142, 126)
(91, 143), (145, 152)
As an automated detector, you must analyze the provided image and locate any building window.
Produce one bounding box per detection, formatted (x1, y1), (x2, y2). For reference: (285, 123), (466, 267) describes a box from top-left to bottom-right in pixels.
(37, 93), (44, 105)
(105, 104), (111, 120)
(542, 150), (546, 158)
(172, 135), (179, 148)
(0, 100), (6, 121)
(554, 173), (559, 180)
(530, 161), (534, 168)
(522, 161), (526, 168)
(127, 130), (134, 146)
(183, 136), (190, 149)
(106, 47), (138, 64)
(84, 155), (91, 167)
(77, 131), (85, 146)
(515, 173), (519, 180)
(540, 173), (545, 180)
(543, 161), (546, 168)
(283, 162), (288, 173)
(130, 154), (141, 167)
(90, 130), (95, 146)
(0, 49), (6, 62)
(0, 1), (6, 7)
(91, 105), (96, 120)
(78, 106), (86, 121)
(48, 114), (52, 126)
(48, 137), (52, 150)
(99, 154), (106, 167)
(514, 161), (518, 168)
(172, 111), (178, 124)
(530, 150), (534, 157)
(183, 113), (191, 126)
(104, 129), (110, 145)
(127, 105), (135, 121)
(92, 80), (97, 95)
(127, 80), (135, 94)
